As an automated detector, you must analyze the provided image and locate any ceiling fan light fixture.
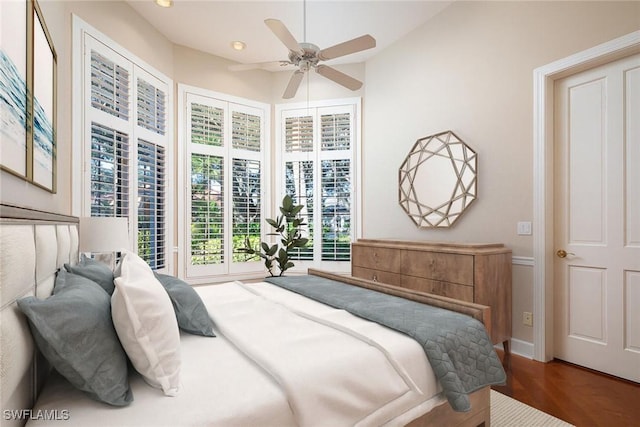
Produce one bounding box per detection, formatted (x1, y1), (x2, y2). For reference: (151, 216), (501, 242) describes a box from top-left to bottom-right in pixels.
(231, 41), (246, 51)
(155, 0), (173, 8)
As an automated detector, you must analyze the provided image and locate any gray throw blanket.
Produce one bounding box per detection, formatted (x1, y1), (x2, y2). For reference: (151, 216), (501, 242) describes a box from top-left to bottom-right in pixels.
(265, 275), (506, 412)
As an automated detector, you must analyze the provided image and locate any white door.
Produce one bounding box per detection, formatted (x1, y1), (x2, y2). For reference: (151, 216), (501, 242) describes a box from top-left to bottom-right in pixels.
(553, 53), (640, 382)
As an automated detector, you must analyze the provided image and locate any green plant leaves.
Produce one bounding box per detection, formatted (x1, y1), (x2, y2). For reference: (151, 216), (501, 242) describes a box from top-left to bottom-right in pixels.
(267, 244), (278, 256)
(282, 194), (294, 210)
(294, 238), (309, 248)
(238, 195), (309, 276)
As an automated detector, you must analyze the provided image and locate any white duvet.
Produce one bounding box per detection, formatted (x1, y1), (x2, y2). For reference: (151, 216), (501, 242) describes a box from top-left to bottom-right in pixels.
(27, 281), (444, 427)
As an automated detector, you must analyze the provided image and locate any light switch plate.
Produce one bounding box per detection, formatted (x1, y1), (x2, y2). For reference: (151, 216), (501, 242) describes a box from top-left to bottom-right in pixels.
(517, 221), (532, 235)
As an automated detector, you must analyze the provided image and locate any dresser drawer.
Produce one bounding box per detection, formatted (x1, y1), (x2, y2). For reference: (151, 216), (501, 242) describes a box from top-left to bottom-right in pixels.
(401, 249), (474, 285)
(401, 276), (474, 302)
(352, 266), (402, 286)
(352, 245), (401, 273)
(351, 239), (511, 348)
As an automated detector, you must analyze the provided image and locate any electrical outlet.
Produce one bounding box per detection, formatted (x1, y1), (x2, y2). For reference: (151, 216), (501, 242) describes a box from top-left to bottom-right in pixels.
(523, 311), (533, 327)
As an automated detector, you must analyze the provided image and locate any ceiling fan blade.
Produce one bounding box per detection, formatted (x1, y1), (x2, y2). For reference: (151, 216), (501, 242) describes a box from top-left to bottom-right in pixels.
(315, 65), (363, 91)
(228, 61), (289, 71)
(283, 70), (305, 99)
(318, 35), (376, 61)
(265, 19), (303, 55)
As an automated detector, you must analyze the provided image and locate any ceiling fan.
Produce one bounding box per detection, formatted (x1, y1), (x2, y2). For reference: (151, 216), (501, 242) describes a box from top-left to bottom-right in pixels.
(230, 19), (376, 99)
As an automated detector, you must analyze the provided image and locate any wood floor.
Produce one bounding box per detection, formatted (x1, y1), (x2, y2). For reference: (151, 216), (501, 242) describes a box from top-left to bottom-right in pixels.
(492, 351), (640, 426)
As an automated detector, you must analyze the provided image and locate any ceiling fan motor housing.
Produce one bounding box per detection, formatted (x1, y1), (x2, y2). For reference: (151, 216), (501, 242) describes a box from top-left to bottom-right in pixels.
(259, 19), (375, 98)
(288, 42), (321, 70)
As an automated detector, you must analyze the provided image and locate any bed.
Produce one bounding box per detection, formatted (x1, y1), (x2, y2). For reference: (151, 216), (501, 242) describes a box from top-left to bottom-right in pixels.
(0, 204), (503, 427)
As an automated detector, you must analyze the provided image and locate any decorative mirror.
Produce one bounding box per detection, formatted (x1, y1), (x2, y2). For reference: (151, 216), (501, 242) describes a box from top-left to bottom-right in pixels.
(398, 130), (477, 228)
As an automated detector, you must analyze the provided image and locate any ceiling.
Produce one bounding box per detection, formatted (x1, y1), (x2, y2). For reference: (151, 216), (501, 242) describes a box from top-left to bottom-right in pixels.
(125, 1), (453, 71)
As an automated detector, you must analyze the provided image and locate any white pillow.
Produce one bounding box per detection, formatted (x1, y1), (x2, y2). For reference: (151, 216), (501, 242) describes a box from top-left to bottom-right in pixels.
(111, 250), (181, 396)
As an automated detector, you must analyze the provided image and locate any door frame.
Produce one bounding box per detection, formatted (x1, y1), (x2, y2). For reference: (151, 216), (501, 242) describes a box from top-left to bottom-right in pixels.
(532, 31), (640, 362)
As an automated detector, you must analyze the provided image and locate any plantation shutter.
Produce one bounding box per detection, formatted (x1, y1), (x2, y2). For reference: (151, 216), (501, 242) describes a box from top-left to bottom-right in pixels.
(320, 159), (351, 261)
(191, 103), (223, 147)
(134, 71), (168, 269)
(285, 160), (314, 260)
(90, 51), (129, 120)
(137, 139), (166, 269)
(183, 90), (267, 281)
(231, 158), (261, 261)
(90, 123), (130, 217)
(190, 153), (224, 266)
(277, 103), (357, 268)
(285, 115), (313, 152)
(188, 97), (226, 269)
(137, 79), (166, 135)
(231, 107), (263, 262)
(319, 110), (352, 261)
(321, 112), (351, 151)
(232, 112), (261, 152)
(89, 48), (131, 220)
(83, 34), (172, 272)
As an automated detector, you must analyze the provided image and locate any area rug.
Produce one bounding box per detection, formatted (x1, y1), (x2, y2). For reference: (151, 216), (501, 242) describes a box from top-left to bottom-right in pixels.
(491, 390), (574, 427)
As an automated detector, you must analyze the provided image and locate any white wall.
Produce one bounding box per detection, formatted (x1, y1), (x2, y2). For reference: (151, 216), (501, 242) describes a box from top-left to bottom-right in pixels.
(364, 0), (639, 255)
(173, 44), (273, 104)
(363, 0), (639, 346)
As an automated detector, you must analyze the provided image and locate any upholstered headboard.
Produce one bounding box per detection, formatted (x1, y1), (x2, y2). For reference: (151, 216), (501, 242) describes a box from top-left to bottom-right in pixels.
(0, 204), (79, 426)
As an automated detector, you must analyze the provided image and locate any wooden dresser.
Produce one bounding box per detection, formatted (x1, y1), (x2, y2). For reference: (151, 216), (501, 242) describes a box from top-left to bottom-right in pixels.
(351, 239), (512, 351)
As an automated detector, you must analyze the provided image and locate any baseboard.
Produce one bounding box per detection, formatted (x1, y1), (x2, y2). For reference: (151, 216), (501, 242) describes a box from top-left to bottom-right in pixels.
(495, 338), (534, 359)
(512, 256), (534, 267)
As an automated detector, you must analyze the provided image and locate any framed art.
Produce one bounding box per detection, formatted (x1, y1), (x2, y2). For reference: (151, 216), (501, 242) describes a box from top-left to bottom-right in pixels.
(0, 0), (56, 192)
(0, 0), (28, 178)
(31, 0), (57, 192)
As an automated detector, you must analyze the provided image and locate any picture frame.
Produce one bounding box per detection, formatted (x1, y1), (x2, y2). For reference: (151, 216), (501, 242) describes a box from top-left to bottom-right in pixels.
(0, 0), (56, 193)
(31, 0), (57, 192)
(0, 0), (28, 178)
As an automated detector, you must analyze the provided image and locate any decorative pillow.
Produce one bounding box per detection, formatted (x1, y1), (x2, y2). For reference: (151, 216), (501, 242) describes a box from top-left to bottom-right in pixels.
(17, 270), (132, 406)
(64, 254), (115, 294)
(112, 250), (181, 396)
(154, 273), (216, 337)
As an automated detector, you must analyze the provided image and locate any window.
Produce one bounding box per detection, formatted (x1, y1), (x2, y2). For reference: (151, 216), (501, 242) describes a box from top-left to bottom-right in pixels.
(75, 21), (172, 271)
(276, 99), (360, 271)
(179, 86), (269, 282)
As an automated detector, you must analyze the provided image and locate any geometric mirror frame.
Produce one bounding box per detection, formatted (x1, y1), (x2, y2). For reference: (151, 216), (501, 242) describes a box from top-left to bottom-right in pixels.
(399, 130), (477, 228)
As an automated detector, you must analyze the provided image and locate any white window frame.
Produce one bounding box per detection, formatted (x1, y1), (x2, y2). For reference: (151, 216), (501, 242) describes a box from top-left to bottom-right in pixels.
(275, 98), (362, 274)
(72, 15), (174, 273)
(177, 84), (270, 284)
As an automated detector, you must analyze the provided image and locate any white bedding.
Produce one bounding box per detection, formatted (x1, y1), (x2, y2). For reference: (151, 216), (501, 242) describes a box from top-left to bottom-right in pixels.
(27, 281), (446, 427)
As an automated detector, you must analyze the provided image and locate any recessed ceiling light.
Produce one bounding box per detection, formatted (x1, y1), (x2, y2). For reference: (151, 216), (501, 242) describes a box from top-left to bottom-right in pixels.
(231, 41), (246, 51)
(155, 0), (173, 8)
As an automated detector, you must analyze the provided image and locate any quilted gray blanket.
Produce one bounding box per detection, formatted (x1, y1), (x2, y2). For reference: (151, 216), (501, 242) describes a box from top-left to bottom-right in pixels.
(265, 275), (506, 412)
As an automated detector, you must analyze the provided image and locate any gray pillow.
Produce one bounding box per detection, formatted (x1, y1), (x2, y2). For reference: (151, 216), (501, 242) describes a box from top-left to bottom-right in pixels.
(17, 270), (133, 406)
(154, 273), (216, 337)
(65, 254), (115, 294)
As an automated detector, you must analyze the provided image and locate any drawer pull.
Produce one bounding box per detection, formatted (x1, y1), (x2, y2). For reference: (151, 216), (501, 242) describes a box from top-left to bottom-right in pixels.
(372, 274), (378, 282)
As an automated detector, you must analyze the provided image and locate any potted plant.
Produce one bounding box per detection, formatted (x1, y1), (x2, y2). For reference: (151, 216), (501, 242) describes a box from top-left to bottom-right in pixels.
(239, 195), (309, 277)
